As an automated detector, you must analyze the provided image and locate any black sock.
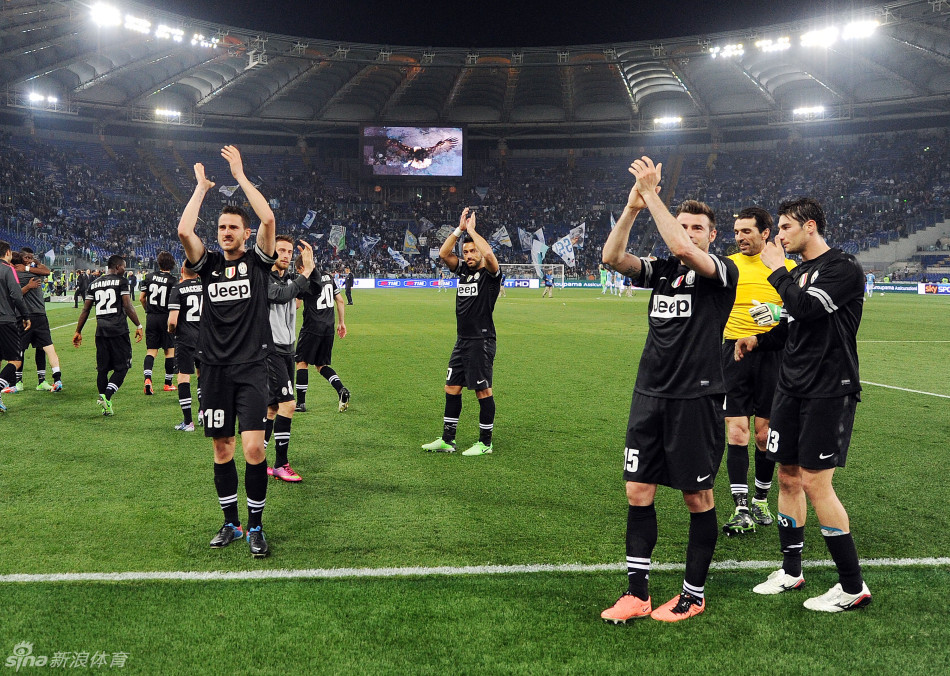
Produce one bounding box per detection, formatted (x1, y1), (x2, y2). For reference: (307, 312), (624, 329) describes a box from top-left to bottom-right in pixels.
(213, 460), (240, 526)
(274, 415), (291, 468)
(263, 417), (274, 449)
(52, 369), (61, 384)
(178, 382), (192, 425)
(96, 371), (109, 396)
(35, 350), (46, 383)
(822, 529), (863, 594)
(683, 507), (718, 598)
(443, 393), (462, 443)
(726, 443), (749, 507)
(625, 504), (658, 600)
(753, 451), (775, 501)
(143, 354), (154, 381)
(321, 366), (344, 394)
(478, 395), (495, 445)
(778, 519), (805, 577)
(0, 363), (14, 390)
(106, 368), (128, 400)
(245, 461), (268, 529)
(295, 368), (308, 405)
(164, 358), (174, 385)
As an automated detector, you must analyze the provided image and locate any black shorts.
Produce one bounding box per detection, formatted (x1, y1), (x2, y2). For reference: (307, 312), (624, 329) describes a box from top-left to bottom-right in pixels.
(295, 331), (333, 366)
(622, 392), (726, 490)
(446, 338), (496, 391)
(0, 323), (20, 361)
(95, 334), (132, 373)
(198, 361), (268, 438)
(266, 351), (296, 406)
(766, 391), (858, 470)
(174, 341), (198, 375)
(721, 339), (781, 418)
(145, 313), (174, 351)
(20, 314), (53, 350)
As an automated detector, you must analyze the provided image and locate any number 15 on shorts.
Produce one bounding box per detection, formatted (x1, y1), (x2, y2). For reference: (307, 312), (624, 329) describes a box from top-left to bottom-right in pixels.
(624, 447), (640, 473)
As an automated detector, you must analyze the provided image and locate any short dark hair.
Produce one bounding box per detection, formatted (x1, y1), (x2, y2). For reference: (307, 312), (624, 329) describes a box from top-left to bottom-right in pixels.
(0, 241), (10, 258)
(676, 200), (716, 228)
(778, 197), (826, 236)
(275, 234), (294, 246)
(157, 251), (175, 271)
(107, 254), (125, 270)
(220, 205), (250, 228)
(736, 206), (773, 233)
(20, 246), (34, 255)
(10, 251), (23, 265)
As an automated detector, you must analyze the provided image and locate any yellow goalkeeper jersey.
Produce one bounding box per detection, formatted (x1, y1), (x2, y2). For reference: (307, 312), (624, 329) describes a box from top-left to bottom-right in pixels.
(724, 252), (797, 339)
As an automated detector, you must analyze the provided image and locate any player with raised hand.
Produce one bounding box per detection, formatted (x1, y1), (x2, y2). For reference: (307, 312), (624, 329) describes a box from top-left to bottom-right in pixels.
(178, 146), (276, 558)
(422, 207), (502, 457)
(735, 197), (871, 613)
(600, 157), (738, 624)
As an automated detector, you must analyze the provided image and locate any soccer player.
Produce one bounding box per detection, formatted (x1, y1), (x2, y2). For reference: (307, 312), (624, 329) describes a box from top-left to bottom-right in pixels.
(73, 255), (144, 415)
(0, 241), (31, 411)
(421, 207), (501, 457)
(865, 270), (875, 299)
(14, 249), (63, 392)
(264, 236), (314, 481)
(438, 268), (448, 293)
(599, 264), (609, 294)
(498, 270), (507, 297)
(167, 264), (203, 431)
(140, 251), (177, 395)
(178, 146), (276, 558)
(736, 197), (872, 613)
(294, 256), (349, 414)
(73, 268), (89, 309)
(600, 157), (738, 623)
(720, 207), (795, 536)
(541, 271), (554, 298)
(344, 268), (354, 305)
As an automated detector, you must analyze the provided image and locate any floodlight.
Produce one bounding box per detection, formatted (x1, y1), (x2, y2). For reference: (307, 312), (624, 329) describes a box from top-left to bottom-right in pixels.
(28, 92), (44, 102)
(801, 27), (838, 47)
(793, 106), (825, 116)
(755, 37), (791, 53)
(90, 3), (121, 27)
(156, 25), (184, 42)
(155, 108), (181, 118)
(710, 43), (744, 59)
(47, 96), (58, 103)
(654, 116), (682, 126)
(124, 16), (151, 34)
(842, 20), (879, 40)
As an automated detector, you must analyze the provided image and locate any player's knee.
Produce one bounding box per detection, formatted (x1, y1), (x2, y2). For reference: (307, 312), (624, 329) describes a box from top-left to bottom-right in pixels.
(776, 465), (802, 493)
(625, 481), (655, 506)
(475, 388), (493, 399)
(277, 400), (295, 417)
(444, 385), (462, 395)
(800, 469), (835, 500)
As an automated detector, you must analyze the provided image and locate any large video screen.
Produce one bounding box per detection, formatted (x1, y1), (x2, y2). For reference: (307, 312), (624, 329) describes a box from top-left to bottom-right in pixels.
(362, 126), (463, 177)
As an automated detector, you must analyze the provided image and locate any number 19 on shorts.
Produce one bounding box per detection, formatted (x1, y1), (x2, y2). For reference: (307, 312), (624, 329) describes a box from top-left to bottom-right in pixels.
(204, 409), (225, 429)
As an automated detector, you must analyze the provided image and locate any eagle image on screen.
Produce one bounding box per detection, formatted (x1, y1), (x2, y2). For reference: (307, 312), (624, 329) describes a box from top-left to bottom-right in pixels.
(363, 126), (463, 176)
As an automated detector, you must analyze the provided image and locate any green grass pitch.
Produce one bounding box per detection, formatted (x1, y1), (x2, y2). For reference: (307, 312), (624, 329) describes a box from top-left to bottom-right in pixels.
(0, 289), (947, 673)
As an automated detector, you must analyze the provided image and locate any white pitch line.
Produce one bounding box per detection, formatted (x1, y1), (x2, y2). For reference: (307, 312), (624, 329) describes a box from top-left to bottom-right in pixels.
(0, 557), (947, 585)
(859, 340), (950, 343)
(862, 381), (950, 399)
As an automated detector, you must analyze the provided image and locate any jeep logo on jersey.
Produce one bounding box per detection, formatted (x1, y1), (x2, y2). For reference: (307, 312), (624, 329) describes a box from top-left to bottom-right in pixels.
(650, 294), (692, 318)
(457, 282), (479, 297)
(208, 279), (251, 301)
(225, 266), (236, 279)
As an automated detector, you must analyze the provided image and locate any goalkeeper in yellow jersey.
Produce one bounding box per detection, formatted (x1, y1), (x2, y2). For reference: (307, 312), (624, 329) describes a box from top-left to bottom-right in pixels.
(720, 207), (795, 536)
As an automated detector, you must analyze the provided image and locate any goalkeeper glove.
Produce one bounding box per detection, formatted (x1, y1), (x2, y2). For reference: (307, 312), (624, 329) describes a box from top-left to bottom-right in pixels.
(749, 299), (782, 326)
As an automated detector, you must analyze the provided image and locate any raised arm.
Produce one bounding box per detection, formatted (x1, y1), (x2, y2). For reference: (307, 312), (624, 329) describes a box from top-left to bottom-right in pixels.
(602, 178), (661, 278)
(463, 210), (499, 274)
(630, 157), (719, 279)
(178, 163), (213, 265)
(439, 208), (469, 270)
(221, 145), (275, 258)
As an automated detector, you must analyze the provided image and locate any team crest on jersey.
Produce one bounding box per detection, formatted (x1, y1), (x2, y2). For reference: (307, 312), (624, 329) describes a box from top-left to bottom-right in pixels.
(798, 273), (808, 288)
(686, 271), (696, 286)
(225, 266), (236, 279)
(672, 275), (684, 288)
(474, 271), (480, 281)
(238, 262), (248, 275)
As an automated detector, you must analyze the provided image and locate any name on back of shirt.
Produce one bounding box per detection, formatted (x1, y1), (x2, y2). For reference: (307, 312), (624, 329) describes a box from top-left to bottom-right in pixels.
(208, 279), (251, 302)
(650, 294), (692, 318)
(93, 279), (122, 288)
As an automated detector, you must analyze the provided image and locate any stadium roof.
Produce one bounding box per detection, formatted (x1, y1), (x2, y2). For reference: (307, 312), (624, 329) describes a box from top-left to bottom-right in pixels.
(3, 0), (950, 140)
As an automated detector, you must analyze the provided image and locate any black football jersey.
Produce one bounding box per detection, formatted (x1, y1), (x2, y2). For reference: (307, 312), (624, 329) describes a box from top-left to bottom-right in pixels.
(168, 278), (203, 348)
(187, 244), (276, 365)
(142, 271), (176, 314)
(299, 270), (340, 337)
(20, 270), (46, 315)
(86, 274), (132, 337)
(634, 254), (738, 398)
(453, 261), (502, 339)
(757, 248), (864, 397)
